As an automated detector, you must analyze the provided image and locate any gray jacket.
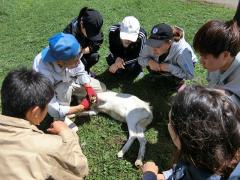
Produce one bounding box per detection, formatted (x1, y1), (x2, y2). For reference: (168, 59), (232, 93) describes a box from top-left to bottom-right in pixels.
(33, 52), (90, 118)
(138, 37), (197, 80)
(207, 53), (240, 107)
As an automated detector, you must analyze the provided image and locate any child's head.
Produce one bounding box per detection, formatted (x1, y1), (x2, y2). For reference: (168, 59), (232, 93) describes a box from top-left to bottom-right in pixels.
(120, 16), (140, 47)
(193, 20), (240, 71)
(77, 7), (103, 41)
(146, 23), (184, 57)
(1, 69), (54, 125)
(169, 85), (240, 176)
(41, 33), (82, 69)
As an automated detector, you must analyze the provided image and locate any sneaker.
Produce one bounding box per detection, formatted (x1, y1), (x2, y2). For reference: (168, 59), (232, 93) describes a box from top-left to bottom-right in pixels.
(63, 117), (79, 132)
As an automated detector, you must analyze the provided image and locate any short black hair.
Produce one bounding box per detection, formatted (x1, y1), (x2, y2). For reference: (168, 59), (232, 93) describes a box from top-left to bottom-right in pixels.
(193, 20), (240, 58)
(170, 85), (240, 177)
(1, 68), (54, 119)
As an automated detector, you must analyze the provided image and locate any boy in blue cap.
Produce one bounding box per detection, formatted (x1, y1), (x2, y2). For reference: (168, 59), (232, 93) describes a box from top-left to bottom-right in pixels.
(33, 33), (106, 132)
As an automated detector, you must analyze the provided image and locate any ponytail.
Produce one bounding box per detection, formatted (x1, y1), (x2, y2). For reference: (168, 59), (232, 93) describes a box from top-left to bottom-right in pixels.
(172, 26), (184, 42)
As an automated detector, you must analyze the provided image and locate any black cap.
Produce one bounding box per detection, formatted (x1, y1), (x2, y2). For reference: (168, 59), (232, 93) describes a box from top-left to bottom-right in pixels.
(82, 9), (103, 41)
(146, 23), (173, 48)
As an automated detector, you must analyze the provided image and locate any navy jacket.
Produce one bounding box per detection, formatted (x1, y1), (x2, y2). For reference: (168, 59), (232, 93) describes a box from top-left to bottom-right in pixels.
(143, 162), (240, 180)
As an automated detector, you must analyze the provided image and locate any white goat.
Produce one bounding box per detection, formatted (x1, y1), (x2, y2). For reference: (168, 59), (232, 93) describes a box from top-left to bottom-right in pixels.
(77, 91), (153, 167)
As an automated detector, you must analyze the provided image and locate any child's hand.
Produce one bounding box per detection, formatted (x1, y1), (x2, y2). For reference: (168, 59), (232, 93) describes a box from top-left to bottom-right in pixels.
(159, 63), (169, 72)
(142, 162), (159, 175)
(84, 86), (98, 104)
(157, 174), (165, 180)
(80, 97), (91, 110)
(115, 57), (125, 69)
(47, 121), (68, 134)
(148, 60), (161, 72)
(109, 63), (119, 73)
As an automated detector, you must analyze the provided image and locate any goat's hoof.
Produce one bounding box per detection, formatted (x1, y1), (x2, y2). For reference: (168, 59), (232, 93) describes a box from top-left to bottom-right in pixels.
(135, 160), (143, 167)
(117, 151), (124, 158)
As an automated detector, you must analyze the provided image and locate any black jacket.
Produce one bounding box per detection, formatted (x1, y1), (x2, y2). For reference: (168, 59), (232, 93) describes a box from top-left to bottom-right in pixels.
(63, 17), (103, 53)
(108, 24), (147, 61)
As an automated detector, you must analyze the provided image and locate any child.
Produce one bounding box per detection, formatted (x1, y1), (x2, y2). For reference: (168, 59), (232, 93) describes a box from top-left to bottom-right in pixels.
(142, 85), (240, 179)
(138, 23), (197, 87)
(0, 69), (89, 179)
(193, 19), (240, 107)
(64, 7), (103, 75)
(33, 32), (106, 132)
(107, 16), (146, 77)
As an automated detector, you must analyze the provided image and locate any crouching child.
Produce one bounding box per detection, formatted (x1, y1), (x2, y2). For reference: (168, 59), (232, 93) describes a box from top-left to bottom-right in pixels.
(0, 69), (89, 180)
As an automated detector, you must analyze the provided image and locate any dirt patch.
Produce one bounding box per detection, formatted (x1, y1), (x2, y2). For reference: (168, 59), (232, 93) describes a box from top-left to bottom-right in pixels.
(200, 0), (238, 8)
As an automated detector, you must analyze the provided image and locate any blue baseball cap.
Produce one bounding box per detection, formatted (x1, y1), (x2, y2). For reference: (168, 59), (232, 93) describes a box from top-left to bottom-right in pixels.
(41, 33), (81, 62)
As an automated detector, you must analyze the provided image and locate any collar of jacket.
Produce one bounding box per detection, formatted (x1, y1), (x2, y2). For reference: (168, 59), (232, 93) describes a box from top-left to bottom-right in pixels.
(0, 114), (43, 133)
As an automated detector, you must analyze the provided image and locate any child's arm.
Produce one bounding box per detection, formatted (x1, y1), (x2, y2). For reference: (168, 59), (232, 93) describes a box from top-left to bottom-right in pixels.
(138, 45), (158, 68)
(142, 162), (158, 180)
(162, 49), (194, 80)
(142, 162), (166, 180)
(67, 97), (90, 115)
(47, 121), (89, 178)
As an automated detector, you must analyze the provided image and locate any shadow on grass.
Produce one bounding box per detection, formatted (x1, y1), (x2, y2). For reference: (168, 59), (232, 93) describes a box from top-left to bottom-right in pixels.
(75, 116), (92, 126)
(96, 70), (178, 169)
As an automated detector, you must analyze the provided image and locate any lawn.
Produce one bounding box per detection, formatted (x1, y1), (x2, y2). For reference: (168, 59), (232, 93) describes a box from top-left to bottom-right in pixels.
(0, 0), (236, 179)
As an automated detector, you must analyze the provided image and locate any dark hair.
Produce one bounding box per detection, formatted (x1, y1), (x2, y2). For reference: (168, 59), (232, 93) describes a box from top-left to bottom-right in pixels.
(77, 7), (89, 28)
(193, 20), (240, 58)
(170, 85), (240, 177)
(1, 68), (54, 119)
(77, 7), (88, 24)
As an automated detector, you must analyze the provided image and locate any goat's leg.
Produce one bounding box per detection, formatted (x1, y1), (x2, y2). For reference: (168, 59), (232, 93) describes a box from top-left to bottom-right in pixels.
(117, 124), (137, 158)
(77, 110), (98, 116)
(134, 125), (146, 167)
(68, 110), (98, 119)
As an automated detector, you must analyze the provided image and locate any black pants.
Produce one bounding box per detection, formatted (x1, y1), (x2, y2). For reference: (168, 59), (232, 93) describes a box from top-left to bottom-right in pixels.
(81, 52), (100, 73)
(106, 54), (142, 75)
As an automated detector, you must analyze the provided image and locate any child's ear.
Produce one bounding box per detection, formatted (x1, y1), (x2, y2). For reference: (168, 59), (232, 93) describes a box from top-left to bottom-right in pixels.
(55, 60), (63, 66)
(25, 106), (42, 125)
(32, 106), (42, 118)
(168, 110), (181, 150)
(168, 123), (181, 150)
(222, 51), (231, 59)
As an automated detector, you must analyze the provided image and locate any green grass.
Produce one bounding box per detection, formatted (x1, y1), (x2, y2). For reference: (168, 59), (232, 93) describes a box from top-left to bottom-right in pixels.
(0, 0), (236, 179)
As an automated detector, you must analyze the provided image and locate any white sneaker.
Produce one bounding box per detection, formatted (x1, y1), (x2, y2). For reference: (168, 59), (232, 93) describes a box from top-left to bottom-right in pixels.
(64, 117), (79, 132)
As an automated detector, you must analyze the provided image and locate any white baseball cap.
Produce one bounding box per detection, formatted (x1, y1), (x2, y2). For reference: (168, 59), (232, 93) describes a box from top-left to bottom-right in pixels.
(120, 16), (140, 42)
